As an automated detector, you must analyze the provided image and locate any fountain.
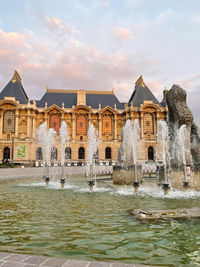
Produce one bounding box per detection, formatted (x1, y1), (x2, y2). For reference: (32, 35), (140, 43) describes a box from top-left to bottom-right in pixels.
(38, 122), (56, 185)
(177, 125), (190, 187)
(156, 120), (171, 195)
(114, 119), (142, 191)
(87, 124), (98, 191)
(59, 121), (68, 188)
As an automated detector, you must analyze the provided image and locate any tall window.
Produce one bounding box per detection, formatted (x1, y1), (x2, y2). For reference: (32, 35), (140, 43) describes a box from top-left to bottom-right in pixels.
(105, 147), (111, 159)
(3, 110), (15, 133)
(102, 115), (112, 134)
(78, 147), (85, 159)
(144, 114), (153, 134)
(51, 147), (57, 160)
(65, 147), (71, 159)
(36, 147), (43, 160)
(76, 115), (87, 135)
(148, 146), (154, 161)
(49, 115), (60, 134)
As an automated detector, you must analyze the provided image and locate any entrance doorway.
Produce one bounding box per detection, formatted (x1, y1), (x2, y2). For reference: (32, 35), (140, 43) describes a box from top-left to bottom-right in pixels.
(3, 147), (10, 163)
(148, 146), (154, 161)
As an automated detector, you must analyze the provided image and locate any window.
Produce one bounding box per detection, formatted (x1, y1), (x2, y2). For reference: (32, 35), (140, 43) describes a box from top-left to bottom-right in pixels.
(36, 147), (43, 160)
(49, 115), (60, 134)
(105, 147), (111, 159)
(102, 115), (112, 134)
(144, 114), (153, 134)
(3, 110), (15, 133)
(76, 115), (87, 135)
(78, 147), (85, 159)
(51, 147), (57, 160)
(65, 147), (71, 159)
(148, 146), (154, 161)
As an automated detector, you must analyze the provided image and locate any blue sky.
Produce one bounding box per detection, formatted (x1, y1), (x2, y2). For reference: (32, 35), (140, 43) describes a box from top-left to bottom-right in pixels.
(0, 0), (200, 123)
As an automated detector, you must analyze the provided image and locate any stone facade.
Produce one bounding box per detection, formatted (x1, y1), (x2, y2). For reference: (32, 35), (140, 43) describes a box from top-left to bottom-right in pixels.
(0, 71), (167, 165)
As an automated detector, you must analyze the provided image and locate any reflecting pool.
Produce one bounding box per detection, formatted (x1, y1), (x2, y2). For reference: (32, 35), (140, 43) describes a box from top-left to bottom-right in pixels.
(0, 178), (200, 266)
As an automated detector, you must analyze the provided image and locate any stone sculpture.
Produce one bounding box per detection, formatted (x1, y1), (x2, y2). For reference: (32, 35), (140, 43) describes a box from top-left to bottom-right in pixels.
(166, 84), (200, 168)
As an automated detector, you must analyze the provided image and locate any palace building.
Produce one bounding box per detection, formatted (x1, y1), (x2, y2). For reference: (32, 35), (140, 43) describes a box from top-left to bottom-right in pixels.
(0, 70), (167, 165)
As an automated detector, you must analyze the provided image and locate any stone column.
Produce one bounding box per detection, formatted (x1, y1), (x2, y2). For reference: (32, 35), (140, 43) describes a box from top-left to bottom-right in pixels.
(114, 114), (117, 140)
(98, 113), (102, 139)
(15, 109), (19, 138)
(27, 110), (31, 138)
(88, 113), (91, 127)
(32, 114), (36, 138)
(140, 112), (144, 139)
(72, 113), (75, 140)
(0, 110), (3, 139)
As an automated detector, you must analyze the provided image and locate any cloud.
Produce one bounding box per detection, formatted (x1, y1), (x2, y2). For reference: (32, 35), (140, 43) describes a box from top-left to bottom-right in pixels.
(43, 16), (80, 36)
(112, 26), (132, 43)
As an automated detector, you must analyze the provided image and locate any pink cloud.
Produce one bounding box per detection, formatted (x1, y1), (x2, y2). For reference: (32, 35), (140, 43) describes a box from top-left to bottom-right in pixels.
(112, 26), (132, 43)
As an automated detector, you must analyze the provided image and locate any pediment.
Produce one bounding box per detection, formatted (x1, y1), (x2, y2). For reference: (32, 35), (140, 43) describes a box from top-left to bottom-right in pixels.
(0, 99), (18, 109)
(46, 104), (62, 113)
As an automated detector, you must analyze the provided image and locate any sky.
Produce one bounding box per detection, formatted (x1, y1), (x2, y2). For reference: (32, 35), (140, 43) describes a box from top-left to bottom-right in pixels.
(0, 0), (200, 123)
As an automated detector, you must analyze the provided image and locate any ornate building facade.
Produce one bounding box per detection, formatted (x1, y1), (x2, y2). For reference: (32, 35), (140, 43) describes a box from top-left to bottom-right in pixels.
(0, 71), (167, 165)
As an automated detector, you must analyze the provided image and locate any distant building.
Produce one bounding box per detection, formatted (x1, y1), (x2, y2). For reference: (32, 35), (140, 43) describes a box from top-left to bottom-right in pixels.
(0, 70), (167, 165)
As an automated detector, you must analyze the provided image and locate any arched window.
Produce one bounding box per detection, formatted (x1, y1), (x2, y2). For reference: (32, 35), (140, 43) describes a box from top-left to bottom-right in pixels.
(36, 147), (43, 160)
(49, 115), (60, 135)
(144, 114), (153, 134)
(76, 115), (87, 135)
(78, 147), (85, 159)
(3, 110), (15, 133)
(65, 147), (71, 159)
(102, 115), (112, 134)
(51, 147), (57, 160)
(3, 147), (10, 162)
(148, 146), (154, 161)
(105, 147), (111, 159)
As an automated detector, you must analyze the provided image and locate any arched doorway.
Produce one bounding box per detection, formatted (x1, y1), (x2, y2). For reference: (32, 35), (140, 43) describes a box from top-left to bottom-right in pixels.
(36, 147), (43, 160)
(3, 147), (10, 163)
(51, 147), (57, 160)
(78, 147), (85, 160)
(148, 146), (154, 161)
(105, 147), (111, 159)
(65, 147), (71, 159)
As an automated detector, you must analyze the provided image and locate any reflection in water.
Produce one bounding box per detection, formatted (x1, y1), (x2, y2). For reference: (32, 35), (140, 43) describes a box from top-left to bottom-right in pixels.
(0, 178), (200, 266)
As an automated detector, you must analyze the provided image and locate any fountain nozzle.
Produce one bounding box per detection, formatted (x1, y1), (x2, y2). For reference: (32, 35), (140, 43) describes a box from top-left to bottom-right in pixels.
(162, 183), (170, 195)
(60, 178), (65, 188)
(88, 180), (95, 191)
(183, 181), (189, 188)
(43, 176), (49, 185)
(133, 181), (140, 193)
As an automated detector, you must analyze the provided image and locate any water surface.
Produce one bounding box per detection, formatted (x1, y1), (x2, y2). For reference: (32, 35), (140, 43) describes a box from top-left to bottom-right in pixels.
(0, 178), (200, 266)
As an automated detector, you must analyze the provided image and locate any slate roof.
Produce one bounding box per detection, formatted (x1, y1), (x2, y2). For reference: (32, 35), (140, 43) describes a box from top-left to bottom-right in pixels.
(37, 92), (77, 108)
(0, 71), (28, 104)
(128, 75), (160, 107)
(86, 93), (124, 109)
(37, 90), (124, 109)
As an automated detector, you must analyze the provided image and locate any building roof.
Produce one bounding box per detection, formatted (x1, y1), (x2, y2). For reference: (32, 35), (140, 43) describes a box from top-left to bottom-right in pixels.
(128, 75), (160, 106)
(37, 92), (77, 108)
(37, 89), (124, 109)
(0, 70), (28, 104)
